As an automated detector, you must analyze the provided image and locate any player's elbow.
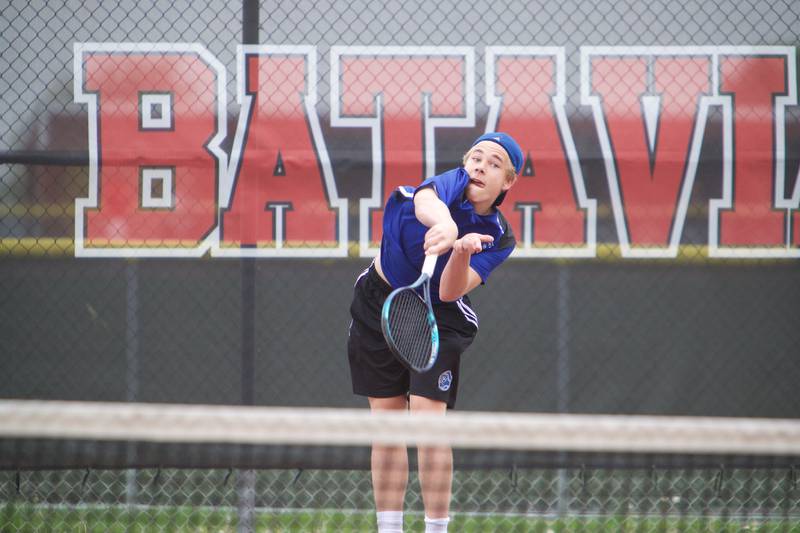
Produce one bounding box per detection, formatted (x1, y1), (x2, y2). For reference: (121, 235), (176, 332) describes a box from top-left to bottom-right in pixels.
(438, 286), (463, 303)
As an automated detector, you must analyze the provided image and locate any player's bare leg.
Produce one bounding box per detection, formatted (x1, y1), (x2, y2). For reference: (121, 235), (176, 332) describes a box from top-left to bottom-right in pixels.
(409, 394), (452, 525)
(369, 395), (409, 519)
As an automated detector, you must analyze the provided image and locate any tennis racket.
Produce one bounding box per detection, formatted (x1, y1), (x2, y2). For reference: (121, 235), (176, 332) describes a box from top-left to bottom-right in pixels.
(380, 253), (439, 373)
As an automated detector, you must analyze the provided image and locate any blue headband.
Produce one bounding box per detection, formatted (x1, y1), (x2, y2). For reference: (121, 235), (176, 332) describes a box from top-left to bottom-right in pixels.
(472, 132), (523, 174)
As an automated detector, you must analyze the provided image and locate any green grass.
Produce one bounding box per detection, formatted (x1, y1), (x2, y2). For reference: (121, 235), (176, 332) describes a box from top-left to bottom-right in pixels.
(4, 503), (800, 533)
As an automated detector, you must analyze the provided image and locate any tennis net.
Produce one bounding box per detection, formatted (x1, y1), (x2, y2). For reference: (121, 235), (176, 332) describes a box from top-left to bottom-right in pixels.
(1, 400), (798, 531)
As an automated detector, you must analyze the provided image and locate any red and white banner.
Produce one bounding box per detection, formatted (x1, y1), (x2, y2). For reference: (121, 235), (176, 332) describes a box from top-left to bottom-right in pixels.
(74, 44), (799, 259)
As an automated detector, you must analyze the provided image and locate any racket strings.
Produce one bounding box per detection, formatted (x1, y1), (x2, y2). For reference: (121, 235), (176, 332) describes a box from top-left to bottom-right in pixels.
(387, 289), (434, 369)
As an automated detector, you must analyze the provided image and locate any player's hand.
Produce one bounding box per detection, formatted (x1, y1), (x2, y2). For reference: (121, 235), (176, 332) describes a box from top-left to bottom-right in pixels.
(424, 220), (458, 255)
(452, 233), (493, 256)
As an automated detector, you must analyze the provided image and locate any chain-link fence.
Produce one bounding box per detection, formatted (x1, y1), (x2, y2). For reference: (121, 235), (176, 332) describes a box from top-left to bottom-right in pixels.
(2, 0), (798, 414)
(5, 465), (797, 530)
(1, 0), (799, 529)
(2, 402), (798, 530)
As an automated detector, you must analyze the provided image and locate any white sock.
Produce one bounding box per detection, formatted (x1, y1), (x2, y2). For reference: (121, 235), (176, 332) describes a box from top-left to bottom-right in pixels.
(424, 515), (450, 533)
(376, 510), (403, 533)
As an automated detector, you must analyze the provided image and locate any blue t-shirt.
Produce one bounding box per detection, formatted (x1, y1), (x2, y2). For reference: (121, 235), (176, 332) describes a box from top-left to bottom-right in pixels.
(380, 168), (516, 304)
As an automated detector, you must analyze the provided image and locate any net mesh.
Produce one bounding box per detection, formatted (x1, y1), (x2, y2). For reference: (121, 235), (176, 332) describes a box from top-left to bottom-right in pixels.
(1, 400), (798, 531)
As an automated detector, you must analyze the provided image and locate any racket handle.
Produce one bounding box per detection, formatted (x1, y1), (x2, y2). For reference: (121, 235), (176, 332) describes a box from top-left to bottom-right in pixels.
(421, 253), (438, 277)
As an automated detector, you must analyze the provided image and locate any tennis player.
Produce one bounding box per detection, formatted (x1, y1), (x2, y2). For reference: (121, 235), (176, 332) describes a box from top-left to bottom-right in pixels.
(347, 132), (522, 533)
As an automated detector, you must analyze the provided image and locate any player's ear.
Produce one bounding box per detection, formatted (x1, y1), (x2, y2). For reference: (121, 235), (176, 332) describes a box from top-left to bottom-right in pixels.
(502, 172), (518, 192)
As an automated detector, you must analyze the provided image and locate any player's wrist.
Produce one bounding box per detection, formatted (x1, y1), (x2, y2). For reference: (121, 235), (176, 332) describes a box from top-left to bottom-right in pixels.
(444, 220), (458, 241)
(435, 218), (456, 233)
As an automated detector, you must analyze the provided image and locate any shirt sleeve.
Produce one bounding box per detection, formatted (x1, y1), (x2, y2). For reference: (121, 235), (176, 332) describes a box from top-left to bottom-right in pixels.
(414, 168), (468, 207)
(469, 242), (514, 283)
(468, 209), (516, 283)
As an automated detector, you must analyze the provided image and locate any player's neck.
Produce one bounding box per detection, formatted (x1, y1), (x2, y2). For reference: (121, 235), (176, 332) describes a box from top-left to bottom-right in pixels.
(471, 199), (494, 216)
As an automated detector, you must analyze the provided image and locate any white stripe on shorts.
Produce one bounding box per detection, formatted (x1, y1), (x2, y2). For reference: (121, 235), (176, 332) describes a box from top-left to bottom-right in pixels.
(456, 298), (478, 329)
(353, 260), (373, 287)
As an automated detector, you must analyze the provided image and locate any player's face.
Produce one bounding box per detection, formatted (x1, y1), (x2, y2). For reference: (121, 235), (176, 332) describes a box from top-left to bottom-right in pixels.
(464, 141), (516, 215)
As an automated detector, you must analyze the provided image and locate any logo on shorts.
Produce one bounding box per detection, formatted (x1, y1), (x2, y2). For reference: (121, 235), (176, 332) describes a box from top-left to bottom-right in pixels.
(438, 370), (453, 391)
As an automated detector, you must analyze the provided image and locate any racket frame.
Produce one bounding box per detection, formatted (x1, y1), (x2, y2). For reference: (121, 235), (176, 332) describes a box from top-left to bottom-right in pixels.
(380, 254), (440, 372)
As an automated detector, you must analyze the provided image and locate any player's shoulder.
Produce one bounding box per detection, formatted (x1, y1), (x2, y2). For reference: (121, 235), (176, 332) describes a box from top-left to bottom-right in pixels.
(432, 167), (469, 189)
(416, 167), (469, 205)
(439, 167), (468, 180)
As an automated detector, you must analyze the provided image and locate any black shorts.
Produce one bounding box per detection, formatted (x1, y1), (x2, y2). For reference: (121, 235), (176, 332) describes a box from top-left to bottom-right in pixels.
(347, 263), (478, 409)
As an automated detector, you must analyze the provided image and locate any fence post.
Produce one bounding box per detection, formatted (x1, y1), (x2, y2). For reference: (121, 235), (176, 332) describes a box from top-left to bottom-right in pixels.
(125, 259), (140, 506)
(556, 265), (571, 516)
(238, 3), (260, 532)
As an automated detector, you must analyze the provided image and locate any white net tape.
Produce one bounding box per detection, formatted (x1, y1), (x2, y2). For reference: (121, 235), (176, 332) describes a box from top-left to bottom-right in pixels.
(2, 400), (799, 455)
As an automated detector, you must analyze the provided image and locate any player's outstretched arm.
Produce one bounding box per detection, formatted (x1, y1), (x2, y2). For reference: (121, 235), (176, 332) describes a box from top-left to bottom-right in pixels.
(439, 233), (492, 302)
(414, 188), (458, 256)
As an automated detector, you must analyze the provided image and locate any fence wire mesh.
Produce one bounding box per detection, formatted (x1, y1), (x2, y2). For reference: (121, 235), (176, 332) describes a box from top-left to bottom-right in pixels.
(1, 0), (799, 530)
(5, 466), (798, 531)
